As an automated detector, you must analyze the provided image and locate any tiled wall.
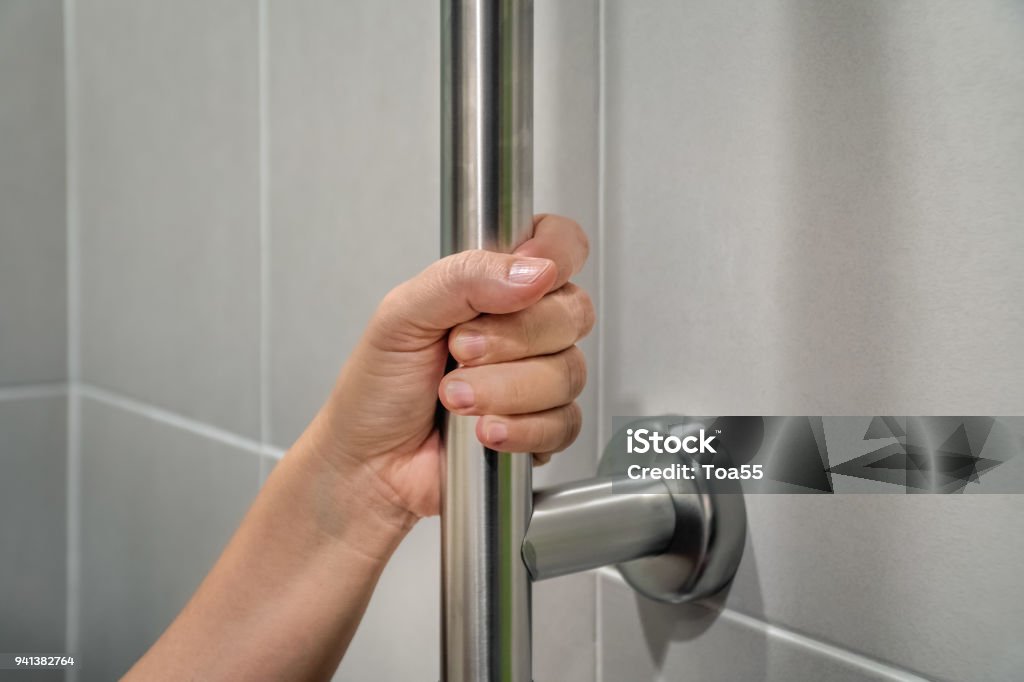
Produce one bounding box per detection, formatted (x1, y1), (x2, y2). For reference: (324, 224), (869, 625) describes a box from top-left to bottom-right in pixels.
(0, 3), (68, 682)
(4, 0), (1022, 680)
(66, 0), (600, 680)
(599, 1), (1024, 680)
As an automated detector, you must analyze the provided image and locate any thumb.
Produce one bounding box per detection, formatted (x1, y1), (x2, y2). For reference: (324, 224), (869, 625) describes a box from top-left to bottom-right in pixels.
(369, 250), (556, 350)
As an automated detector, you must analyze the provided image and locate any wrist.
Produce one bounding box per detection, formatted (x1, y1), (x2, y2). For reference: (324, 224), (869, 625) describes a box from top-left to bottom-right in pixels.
(290, 411), (418, 562)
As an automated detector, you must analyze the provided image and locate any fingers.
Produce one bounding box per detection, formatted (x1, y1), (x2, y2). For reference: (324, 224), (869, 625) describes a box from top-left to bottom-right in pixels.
(449, 283), (595, 365)
(370, 214), (588, 353)
(532, 452), (555, 466)
(371, 250), (557, 351)
(476, 403), (583, 456)
(439, 346), (586, 416)
(514, 214), (589, 290)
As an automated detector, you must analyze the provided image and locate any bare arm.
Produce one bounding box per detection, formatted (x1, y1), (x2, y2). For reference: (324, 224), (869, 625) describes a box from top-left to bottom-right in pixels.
(125, 417), (414, 680)
(125, 215), (592, 680)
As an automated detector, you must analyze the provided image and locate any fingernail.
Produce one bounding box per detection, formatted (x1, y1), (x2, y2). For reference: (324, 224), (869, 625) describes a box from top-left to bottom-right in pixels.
(453, 332), (486, 361)
(445, 380), (475, 409)
(485, 421), (509, 445)
(508, 258), (551, 284)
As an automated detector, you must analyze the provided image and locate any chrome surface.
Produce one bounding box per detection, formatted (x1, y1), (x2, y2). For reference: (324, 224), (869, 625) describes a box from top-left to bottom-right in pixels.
(523, 476), (678, 581)
(524, 439), (745, 603)
(524, 417), (747, 601)
(440, 1), (533, 680)
(597, 417), (748, 603)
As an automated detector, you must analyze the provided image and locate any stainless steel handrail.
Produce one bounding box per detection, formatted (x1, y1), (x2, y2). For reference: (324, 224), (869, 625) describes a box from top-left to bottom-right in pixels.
(440, 6), (745, 679)
(440, 1), (534, 680)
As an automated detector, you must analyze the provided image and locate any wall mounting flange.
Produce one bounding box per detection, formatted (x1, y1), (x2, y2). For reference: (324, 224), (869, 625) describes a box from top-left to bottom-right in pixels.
(597, 416), (747, 603)
(523, 416), (747, 604)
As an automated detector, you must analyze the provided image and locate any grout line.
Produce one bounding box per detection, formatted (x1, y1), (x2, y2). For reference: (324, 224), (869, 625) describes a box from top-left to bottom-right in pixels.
(595, 1), (608, 462)
(65, 387), (81, 679)
(595, 568), (928, 681)
(593, 569), (602, 679)
(721, 609), (930, 681)
(257, 0), (272, 483)
(263, 443), (287, 460)
(594, 0), (607, 680)
(78, 384), (266, 456)
(62, 0), (81, 676)
(0, 383), (68, 402)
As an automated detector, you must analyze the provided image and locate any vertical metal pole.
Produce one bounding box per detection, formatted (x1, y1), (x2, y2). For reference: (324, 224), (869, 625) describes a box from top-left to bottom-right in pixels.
(440, 1), (533, 680)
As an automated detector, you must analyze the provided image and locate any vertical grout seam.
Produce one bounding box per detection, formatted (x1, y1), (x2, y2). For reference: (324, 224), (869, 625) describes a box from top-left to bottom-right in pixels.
(257, 0), (273, 482)
(62, 0), (81, 678)
(594, 0), (608, 680)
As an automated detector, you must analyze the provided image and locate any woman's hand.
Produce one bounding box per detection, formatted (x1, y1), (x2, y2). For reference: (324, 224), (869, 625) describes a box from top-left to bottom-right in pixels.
(304, 214), (593, 521)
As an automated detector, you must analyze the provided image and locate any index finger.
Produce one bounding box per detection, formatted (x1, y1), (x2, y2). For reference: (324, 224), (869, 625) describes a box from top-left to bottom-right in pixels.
(513, 214), (589, 291)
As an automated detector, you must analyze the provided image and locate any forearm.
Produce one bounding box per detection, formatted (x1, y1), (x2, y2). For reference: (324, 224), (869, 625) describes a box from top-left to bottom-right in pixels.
(125, 411), (417, 681)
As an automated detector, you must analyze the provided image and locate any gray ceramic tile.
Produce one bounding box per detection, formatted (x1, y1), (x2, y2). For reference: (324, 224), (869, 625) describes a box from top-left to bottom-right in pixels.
(602, 0), (1024, 421)
(602, 0), (794, 421)
(601, 2), (1024, 680)
(0, 395), (67, 675)
(599, 574), (919, 682)
(267, 0), (439, 448)
(721, 494), (1024, 682)
(77, 396), (260, 681)
(0, 0), (67, 386)
(534, 573), (596, 682)
(333, 518), (439, 681)
(75, 0), (260, 436)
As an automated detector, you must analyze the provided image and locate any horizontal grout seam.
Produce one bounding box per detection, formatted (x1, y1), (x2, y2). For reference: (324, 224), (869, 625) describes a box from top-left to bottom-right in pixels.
(0, 382), (69, 401)
(76, 382), (284, 458)
(595, 568), (928, 681)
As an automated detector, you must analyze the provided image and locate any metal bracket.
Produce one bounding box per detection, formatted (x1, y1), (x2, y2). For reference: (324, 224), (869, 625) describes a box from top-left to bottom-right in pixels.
(523, 417), (747, 603)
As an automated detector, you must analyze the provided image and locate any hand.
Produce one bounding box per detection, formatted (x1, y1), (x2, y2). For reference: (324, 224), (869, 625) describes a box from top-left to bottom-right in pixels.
(303, 214), (592, 520)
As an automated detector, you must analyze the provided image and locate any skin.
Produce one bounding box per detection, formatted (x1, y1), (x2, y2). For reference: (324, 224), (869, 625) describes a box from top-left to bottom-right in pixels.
(125, 215), (593, 681)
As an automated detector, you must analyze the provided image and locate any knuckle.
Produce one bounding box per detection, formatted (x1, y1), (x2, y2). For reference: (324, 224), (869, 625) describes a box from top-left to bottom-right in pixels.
(437, 253), (463, 283)
(571, 220), (590, 261)
(571, 286), (596, 339)
(445, 249), (492, 284)
(516, 309), (536, 354)
(531, 416), (552, 450)
(561, 347), (587, 399)
(563, 403), (583, 446)
(375, 286), (403, 327)
(503, 371), (526, 410)
(369, 284), (420, 349)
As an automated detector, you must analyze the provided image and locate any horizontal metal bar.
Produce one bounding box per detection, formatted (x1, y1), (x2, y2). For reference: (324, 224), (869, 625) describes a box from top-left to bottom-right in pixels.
(522, 477), (678, 582)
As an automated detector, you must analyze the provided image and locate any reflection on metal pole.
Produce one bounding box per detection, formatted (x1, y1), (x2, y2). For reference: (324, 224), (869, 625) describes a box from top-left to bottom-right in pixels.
(440, 1), (533, 680)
